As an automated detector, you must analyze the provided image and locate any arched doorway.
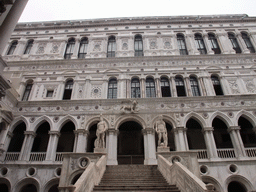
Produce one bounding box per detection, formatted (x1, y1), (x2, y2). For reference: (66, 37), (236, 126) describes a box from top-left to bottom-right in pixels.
(186, 118), (206, 149)
(118, 121), (144, 164)
(228, 181), (247, 192)
(87, 124), (97, 152)
(20, 184), (37, 192)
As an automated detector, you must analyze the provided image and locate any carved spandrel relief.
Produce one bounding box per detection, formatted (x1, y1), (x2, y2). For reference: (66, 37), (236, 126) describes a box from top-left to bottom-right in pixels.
(93, 41), (102, 52)
(228, 81), (240, 94)
(50, 42), (61, 53)
(149, 39), (158, 49)
(36, 43), (47, 54)
(77, 84), (84, 99)
(91, 87), (102, 98)
(245, 80), (256, 93)
(163, 38), (172, 49)
(122, 39), (129, 50)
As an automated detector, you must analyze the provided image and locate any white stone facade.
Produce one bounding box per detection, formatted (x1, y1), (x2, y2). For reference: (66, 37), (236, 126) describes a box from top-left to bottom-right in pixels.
(0, 14), (256, 192)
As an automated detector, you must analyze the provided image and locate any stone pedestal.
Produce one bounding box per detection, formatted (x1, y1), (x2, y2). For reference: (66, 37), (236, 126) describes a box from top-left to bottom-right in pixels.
(157, 146), (170, 152)
(94, 148), (107, 153)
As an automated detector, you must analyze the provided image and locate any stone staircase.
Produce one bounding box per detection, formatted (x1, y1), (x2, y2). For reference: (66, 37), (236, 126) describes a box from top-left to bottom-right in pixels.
(93, 165), (180, 192)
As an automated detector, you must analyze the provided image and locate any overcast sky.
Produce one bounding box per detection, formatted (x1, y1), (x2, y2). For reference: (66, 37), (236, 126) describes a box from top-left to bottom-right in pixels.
(19, 0), (256, 23)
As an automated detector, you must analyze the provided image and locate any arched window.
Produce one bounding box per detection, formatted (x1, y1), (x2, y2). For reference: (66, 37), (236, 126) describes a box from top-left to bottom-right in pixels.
(31, 122), (50, 153)
(24, 40), (34, 54)
(208, 33), (221, 54)
(108, 78), (117, 99)
(195, 34), (207, 54)
(175, 76), (186, 97)
(146, 77), (156, 98)
(7, 122), (26, 152)
(63, 80), (73, 100)
(7, 41), (18, 55)
(177, 34), (188, 55)
(211, 75), (223, 96)
(57, 121), (75, 152)
(64, 38), (75, 59)
(134, 35), (143, 56)
(228, 33), (241, 53)
(190, 76), (201, 96)
(160, 77), (171, 97)
(107, 36), (116, 57)
(131, 78), (140, 98)
(238, 116), (256, 148)
(22, 81), (33, 101)
(241, 32), (255, 53)
(78, 37), (88, 59)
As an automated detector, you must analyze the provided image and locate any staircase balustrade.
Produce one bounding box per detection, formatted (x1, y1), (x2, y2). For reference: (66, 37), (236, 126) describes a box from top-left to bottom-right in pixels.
(158, 155), (214, 192)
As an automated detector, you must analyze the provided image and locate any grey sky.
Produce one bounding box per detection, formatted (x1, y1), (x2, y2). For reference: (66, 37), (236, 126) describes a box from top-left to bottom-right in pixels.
(19, 0), (256, 22)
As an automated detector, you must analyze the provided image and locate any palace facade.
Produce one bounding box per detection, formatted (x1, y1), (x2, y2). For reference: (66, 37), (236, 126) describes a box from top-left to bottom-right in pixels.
(1, 14), (256, 192)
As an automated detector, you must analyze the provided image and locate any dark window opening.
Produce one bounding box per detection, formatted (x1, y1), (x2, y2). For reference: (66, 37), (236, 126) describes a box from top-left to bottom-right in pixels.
(24, 40), (34, 54)
(78, 38), (88, 59)
(7, 122), (26, 152)
(108, 79), (117, 99)
(131, 78), (140, 98)
(213, 118), (233, 148)
(161, 77), (171, 97)
(239, 117), (256, 147)
(146, 78), (156, 98)
(31, 122), (50, 152)
(186, 119), (206, 149)
(175, 77), (186, 97)
(195, 34), (207, 54)
(64, 38), (75, 59)
(22, 83), (33, 101)
(20, 184), (37, 192)
(177, 34), (188, 55)
(190, 77), (201, 96)
(7, 41), (18, 55)
(63, 80), (73, 100)
(228, 33), (241, 53)
(48, 184), (59, 192)
(87, 124), (97, 152)
(241, 32), (255, 53)
(208, 33), (221, 54)
(57, 121), (75, 152)
(211, 75), (223, 96)
(134, 35), (143, 56)
(228, 181), (247, 192)
(46, 90), (54, 97)
(107, 36), (116, 57)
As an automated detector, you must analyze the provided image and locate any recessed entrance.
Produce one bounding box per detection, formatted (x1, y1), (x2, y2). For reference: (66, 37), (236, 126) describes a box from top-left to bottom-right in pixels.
(228, 181), (247, 192)
(118, 121), (144, 164)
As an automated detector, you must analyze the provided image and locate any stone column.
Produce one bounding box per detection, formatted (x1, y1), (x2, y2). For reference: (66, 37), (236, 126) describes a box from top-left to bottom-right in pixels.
(106, 129), (118, 165)
(198, 77), (207, 96)
(203, 34), (214, 55)
(202, 127), (218, 159)
(219, 76), (231, 95)
(74, 129), (89, 153)
(186, 34), (200, 55)
(142, 128), (157, 165)
(249, 33), (256, 50)
(236, 33), (250, 54)
(19, 131), (36, 161)
(155, 78), (161, 98)
(0, 0), (30, 55)
(174, 127), (188, 151)
(140, 78), (146, 98)
(184, 77), (192, 97)
(45, 131), (60, 161)
(204, 76), (215, 96)
(126, 79), (131, 98)
(228, 126), (247, 158)
(170, 77), (177, 97)
(15, 40), (26, 55)
(71, 38), (80, 59)
(217, 33), (235, 54)
(0, 120), (9, 149)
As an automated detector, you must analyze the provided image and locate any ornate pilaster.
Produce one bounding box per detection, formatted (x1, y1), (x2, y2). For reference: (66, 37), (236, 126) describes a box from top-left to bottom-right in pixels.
(236, 33), (250, 54)
(142, 128), (157, 165)
(140, 78), (146, 98)
(170, 77), (177, 97)
(106, 129), (118, 165)
(155, 77), (161, 98)
(203, 33), (214, 55)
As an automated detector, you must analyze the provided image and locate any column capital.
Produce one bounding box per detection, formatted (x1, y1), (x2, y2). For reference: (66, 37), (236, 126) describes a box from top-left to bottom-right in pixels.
(174, 127), (186, 132)
(74, 129), (89, 135)
(7, 131), (13, 138)
(107, 129), (119, 135)
(48, 131), (61, 137)
(202, 127), (214, 132)
(228, 126), (241, 132)
(24, 131), (36, 137)
(142, 128), (155, 135)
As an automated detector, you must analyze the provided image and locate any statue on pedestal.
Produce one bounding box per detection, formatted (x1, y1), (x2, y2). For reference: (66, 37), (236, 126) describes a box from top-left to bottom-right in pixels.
(94, 115), (108, 149)
(154, 115), (168, 147)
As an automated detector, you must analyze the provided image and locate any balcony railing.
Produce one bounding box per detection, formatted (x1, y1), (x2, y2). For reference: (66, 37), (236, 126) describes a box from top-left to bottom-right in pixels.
(217, 148), (236, 158)
(4, 152), (20, 161)
(55, 152), (64, 161)
(196, 150), (209, 159)
(29, 152), (46, 161)
(245, 148), (256, 157)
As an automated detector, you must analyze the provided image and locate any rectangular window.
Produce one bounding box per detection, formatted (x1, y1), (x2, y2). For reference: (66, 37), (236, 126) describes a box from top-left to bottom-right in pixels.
(46, 90), (54, 97)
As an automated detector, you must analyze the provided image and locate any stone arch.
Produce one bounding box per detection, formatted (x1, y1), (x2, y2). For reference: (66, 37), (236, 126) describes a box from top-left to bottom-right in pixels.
(209, 111), (233, 127)
(69, 170), (84, 185)
(43, 178), (59, 192)
(0, 178), (11, 192)
(201, 176), (223, 192)
(225, 175), (254, 192)
(13, 177), (40, 192)
(145, 75), (155, 80)
(115, 115), (146, 130)
(56, 115), (78, 131)
(32, 115), (53, 132)
(131, 75), (140, 80)
(85, 116), (110, 131)
(9, 116), (29, 133)
(160, 75), (170, 80)
(235, 110), (256, 127)
(184, 112), (207, 128)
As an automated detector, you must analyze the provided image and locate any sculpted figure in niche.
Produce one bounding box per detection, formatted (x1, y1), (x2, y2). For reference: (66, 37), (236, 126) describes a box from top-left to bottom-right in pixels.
(120, 100), (139, 114)
(94, 115), (108, 148)
(154, 115), (168, 147)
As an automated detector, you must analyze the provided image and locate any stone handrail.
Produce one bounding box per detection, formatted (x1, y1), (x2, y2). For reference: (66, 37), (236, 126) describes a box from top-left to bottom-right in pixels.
(158, 155), (214, 192)
(74, 155), (107, 192)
